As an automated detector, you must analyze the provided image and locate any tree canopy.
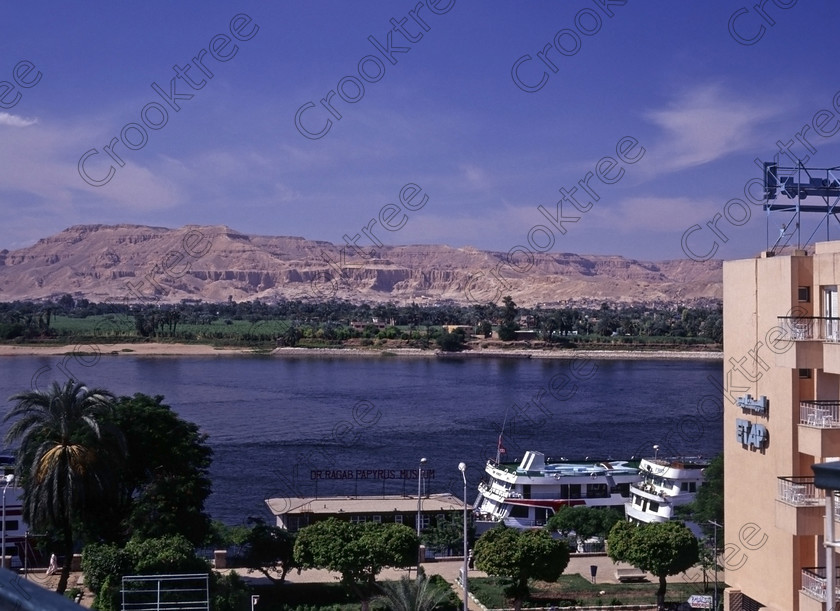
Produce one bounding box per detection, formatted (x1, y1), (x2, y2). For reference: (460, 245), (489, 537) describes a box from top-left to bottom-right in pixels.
(293, 518), (419, 610)
(102, 393), (213, 545)
(473, 525), (569, 611)
(677, 454), (723, 539)
(241, 517), (296, 584)
(4, 380), (125, 593)
(545, 506), (621, 548)
(607, 521), (698, 608)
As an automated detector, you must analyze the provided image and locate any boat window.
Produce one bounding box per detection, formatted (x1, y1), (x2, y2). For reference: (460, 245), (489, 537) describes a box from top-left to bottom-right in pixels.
(649, 501), (659, 512)
(509, 505), (529, 518)
(681, 482), (689, 491)
(586, 483), (608, 498)
(522, 485), (531, 499)
(612, 483), (631, 497)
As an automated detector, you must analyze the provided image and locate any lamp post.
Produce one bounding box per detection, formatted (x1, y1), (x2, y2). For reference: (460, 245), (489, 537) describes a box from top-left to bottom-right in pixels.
(417, 457), (427, 538)
(708, 520), (722, 611)
(2, 474), (14, 570)
(458, 462), (468, 611)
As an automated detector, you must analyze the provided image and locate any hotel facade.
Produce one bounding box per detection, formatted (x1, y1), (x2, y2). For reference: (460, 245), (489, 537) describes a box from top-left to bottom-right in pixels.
(724, 241), (840, 611)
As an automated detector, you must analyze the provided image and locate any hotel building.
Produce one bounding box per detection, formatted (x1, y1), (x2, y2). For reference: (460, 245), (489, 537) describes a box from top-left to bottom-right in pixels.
(724, 241), (840, 611)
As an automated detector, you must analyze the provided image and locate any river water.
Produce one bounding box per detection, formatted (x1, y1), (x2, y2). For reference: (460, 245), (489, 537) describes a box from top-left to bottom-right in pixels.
(0, 354), (723, 525)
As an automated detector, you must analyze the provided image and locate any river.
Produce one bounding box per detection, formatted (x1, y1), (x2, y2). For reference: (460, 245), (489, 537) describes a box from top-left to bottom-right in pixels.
(0, 354), (723, 525)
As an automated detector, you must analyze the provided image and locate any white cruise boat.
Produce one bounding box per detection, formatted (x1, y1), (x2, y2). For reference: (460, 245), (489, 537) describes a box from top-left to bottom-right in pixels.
(624, 457), (707, 524)
(474, 450), (641, 532)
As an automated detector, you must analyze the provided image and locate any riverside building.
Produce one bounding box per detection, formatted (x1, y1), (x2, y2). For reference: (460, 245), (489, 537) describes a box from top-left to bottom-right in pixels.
(723, 240), (840, 611)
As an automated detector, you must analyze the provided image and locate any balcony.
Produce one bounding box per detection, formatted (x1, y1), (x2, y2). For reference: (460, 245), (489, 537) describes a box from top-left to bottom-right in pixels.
(778, 317), (840, 342)
(777, 317), (831, 369)
(776, 476), (825, 536)
(800, 401), (840, 457)
(779, 476), (823, 505)
(801, 567), (840, 603)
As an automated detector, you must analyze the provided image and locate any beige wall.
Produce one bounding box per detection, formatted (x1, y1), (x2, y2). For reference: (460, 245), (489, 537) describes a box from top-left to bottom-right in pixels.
(724, 247), (840, 611)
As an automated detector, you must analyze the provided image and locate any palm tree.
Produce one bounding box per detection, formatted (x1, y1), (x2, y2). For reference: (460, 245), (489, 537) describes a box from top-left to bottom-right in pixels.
(376, 567), (448, 611)
(4, 380), (125, 593)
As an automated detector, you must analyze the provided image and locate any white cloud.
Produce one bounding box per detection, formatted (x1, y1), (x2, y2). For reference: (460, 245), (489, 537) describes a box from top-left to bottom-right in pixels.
(0, 112), (38, 127)
(644, 84), (782, 173)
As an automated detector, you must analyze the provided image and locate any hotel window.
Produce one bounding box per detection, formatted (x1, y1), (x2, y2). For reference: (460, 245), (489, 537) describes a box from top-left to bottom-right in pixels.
(825, 286), (838, 340)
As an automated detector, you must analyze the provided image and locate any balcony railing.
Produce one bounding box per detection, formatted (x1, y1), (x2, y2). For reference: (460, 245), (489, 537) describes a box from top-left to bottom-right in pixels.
(778, 316), (840, 342)
(778, 476), (823, 506)
(801, 401), (840, 428)
(802, 567), (840, 602)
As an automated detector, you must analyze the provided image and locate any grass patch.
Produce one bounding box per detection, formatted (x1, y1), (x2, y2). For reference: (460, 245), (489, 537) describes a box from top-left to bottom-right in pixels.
(249, 575), (460, 610)
(469, 575), (723, 608)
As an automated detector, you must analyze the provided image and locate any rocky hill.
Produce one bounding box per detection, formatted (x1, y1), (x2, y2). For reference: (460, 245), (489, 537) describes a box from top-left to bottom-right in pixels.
(0, 224), (722, 306)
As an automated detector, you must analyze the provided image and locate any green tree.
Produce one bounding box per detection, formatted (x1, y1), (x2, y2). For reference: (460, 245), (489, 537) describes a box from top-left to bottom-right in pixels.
(293, 518), (419, 611)
(498, 296), (519, 341)
(100, 393), (213, 545)
(4, 380), (125, 594)
(678, 454), (723, 539)
(545, 506), (620, 550)
(421, 511), (472, 556)
(436, 329), (466, 352)
(473, 525), (569, 611)
(607, 521), (699, 609)
(242, 517), (296, 584)
(376, 567), (449, 611)
(82, 534), (210, 611)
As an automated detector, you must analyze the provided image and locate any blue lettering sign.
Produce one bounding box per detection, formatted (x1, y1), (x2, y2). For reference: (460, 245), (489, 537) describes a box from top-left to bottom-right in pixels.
(736, 418), (768, 448)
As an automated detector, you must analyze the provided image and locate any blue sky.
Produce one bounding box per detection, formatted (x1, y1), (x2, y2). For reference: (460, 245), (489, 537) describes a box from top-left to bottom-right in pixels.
(1, 0), (838, 262)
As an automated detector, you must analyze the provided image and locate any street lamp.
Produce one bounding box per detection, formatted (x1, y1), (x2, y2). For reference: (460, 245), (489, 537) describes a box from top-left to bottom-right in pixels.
(417, 457), (427, 538)
(708, 520), (722, 611)
(458, 462), (469, 611)
(2, 474), (14, 569)
(653, 444), (660, 460)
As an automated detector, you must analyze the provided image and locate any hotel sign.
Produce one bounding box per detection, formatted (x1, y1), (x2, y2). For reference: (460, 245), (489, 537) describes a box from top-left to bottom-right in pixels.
(735, 419), (768, 449)
(736, 394), (768, 415)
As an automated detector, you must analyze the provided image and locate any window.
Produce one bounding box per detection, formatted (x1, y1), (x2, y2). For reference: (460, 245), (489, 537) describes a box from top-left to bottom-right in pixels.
(509, 505), (529, 518)
(799, 286), (811, 302)
(648, 501), (659, 512)
(372, 515), (381, 524)
(3, 520), (17, 531)
(586, 483), (608, 498)
(394, 515), (403, 524)
(350, 515), (366, 524)
(799, 368), (812, 379)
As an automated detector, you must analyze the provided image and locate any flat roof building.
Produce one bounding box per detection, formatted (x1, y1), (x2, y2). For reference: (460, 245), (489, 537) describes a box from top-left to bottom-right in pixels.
(723, 241), (840, 611)
(265, 493), (464, 532)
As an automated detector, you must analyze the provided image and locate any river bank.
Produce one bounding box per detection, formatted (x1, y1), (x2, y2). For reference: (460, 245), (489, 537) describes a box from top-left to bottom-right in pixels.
(0, 342), (722, 360)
